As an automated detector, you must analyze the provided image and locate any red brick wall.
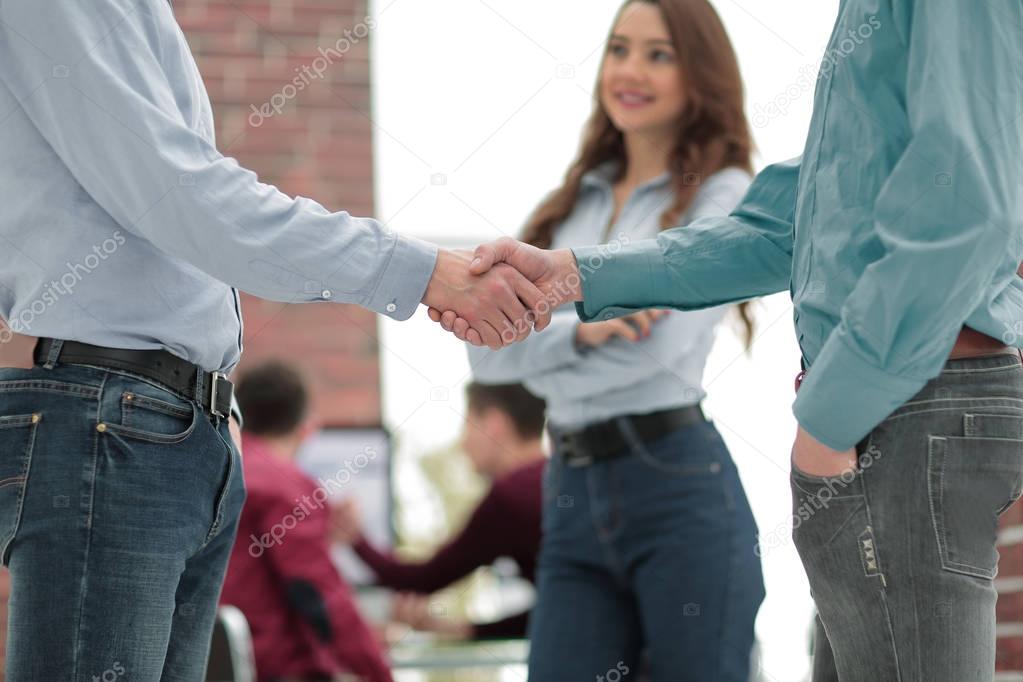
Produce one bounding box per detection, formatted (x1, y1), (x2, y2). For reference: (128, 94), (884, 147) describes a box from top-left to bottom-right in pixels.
(998, 505), (1023, 675)
(176, 0), (383, 427)
(0, 1), (381, 675)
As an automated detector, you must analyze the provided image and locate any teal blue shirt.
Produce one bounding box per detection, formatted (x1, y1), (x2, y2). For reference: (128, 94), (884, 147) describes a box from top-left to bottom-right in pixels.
(573, 0), (1023, 451)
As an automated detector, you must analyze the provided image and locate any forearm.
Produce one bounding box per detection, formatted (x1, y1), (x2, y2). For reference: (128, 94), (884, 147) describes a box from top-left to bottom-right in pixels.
(574, 159), (799, 321)
(0, 0), (437, 320)
(354, 537), (472, 594)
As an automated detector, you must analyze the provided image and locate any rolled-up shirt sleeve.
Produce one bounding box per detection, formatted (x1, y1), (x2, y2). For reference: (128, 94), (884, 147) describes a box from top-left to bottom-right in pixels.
(573, 158), (798, 321)
(0, 0), (436, 320)
(792, 0), (1023, 450)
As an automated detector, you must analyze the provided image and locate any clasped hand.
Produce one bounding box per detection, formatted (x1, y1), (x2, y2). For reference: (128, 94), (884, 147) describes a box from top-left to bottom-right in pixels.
(422, 238), (581, 349)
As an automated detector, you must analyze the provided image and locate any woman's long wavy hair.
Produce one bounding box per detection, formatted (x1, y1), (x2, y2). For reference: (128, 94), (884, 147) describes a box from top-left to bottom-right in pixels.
(521, 0), (757, 348)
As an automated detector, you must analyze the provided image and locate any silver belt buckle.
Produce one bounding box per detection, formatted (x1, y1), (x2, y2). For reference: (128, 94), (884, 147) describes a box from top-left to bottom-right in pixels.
(210, 371), (228, 418)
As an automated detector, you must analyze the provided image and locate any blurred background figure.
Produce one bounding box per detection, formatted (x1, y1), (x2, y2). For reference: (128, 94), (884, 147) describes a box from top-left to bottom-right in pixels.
(331, 383), (546, 640)
(465, 1), (765, 680)
(220, 360), (393, 682)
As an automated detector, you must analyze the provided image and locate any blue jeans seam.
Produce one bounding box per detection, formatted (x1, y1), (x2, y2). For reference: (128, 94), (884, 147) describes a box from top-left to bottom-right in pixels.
(73, 370), (108, 680)
(201, 427), (236, 549)
(887, 400), (1023, 422)
(0, 381), (101, 399)
(858, 462), (903, 680)
(0, 416), (39, 565)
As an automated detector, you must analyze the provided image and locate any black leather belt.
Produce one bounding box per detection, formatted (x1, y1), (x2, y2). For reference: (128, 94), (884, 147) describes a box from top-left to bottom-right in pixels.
(550, 405), (707, 467)
(33, 338), (234, 419)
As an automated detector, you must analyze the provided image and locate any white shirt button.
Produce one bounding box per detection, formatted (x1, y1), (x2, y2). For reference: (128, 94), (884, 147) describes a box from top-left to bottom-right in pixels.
(321, 289), (332, 300)
(386, 303), (397, 313)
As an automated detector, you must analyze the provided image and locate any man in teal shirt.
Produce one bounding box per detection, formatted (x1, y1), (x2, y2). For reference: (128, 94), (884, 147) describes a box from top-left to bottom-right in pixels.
(435, 1), (1023, 679)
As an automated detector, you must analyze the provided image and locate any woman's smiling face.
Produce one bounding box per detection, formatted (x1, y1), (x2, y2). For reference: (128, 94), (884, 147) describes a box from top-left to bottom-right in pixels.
(600, 2), (687, 141)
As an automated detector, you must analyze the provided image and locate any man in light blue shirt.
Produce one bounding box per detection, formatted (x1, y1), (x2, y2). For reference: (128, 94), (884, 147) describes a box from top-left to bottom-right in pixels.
(0, 1), (550, 679)
(450, 1), (1023, 678)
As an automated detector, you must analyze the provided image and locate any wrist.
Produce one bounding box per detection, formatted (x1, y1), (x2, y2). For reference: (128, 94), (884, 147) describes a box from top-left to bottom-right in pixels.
(554, 249), (583, 302)
(421, 249), (456, 308)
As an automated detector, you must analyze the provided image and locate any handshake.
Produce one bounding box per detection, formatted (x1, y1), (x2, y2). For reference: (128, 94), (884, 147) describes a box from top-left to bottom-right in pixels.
(421, 237), (583, 350)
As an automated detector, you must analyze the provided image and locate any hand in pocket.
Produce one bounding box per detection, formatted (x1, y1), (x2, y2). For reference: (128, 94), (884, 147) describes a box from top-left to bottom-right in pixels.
(791, 425), (857, 478)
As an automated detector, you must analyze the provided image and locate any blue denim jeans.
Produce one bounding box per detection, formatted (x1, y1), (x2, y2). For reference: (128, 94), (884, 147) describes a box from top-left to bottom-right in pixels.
(793, 352), (1023, 681)
(529, 418), (765, 682)
(0, 361), (246, 681)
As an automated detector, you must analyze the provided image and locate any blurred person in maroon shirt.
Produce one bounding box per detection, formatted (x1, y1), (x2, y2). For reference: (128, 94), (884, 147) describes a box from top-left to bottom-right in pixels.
(220, 360), (393, 682)
(331, 383), (545, 640)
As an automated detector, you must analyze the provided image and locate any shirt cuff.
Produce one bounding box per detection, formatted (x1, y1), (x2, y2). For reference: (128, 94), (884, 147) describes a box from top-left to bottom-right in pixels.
(363, 234), (439, 321)
(792, 327), (927, 451)
(572, 241), (672, 322)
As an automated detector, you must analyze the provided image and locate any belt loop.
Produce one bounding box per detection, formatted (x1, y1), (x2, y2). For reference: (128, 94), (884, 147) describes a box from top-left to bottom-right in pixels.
(614, 415), (645, 454)
(194, 367), (205, 408)
(42, 339), (64, 370)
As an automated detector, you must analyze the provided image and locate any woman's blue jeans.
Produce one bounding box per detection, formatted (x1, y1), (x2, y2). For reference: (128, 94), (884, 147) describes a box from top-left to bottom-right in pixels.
(528, 418), (765, 681)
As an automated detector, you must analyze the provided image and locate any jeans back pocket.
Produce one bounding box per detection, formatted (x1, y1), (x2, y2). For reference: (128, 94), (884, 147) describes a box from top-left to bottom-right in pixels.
(928, 431), (1023, 579)
(0, 413), (41, 564)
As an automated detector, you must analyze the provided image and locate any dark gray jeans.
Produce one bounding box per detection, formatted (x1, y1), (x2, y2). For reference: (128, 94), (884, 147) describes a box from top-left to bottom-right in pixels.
(791, 352), (1023, 681)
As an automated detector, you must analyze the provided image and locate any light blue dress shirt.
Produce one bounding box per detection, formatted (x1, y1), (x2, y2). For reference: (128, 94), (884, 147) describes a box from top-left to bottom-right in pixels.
(469, 163), (751, 429)
(573, 0), (1023, 450)
(0, 0), (438, 375)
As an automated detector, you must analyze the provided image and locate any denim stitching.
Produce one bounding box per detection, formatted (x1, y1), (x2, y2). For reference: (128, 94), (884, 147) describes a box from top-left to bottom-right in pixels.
(74, 371), (108, 679)
(0, 415), (40, 565)
(202, 428), (235, 548)
(887, 399), (1023, 422)
(926, 435), (997, 579)
(0, 381), (101, 399)
(857, 460), (903, 678)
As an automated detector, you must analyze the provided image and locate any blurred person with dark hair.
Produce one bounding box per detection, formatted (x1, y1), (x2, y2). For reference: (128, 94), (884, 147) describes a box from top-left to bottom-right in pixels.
(220, 360), (392, 682)
(331, 382), (545, 640)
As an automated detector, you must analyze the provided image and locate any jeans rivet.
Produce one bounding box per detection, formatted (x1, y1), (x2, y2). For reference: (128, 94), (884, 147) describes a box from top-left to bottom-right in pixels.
(96, 423), (107, 433)
(31, 413), (40, 423)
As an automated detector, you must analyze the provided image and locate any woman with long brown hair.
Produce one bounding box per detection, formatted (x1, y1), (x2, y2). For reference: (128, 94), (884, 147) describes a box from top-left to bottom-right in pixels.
(465, 1), (764, 679)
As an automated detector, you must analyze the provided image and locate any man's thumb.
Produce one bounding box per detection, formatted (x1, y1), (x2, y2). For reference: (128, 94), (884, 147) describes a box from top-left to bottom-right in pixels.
(470, 237), (516, 275)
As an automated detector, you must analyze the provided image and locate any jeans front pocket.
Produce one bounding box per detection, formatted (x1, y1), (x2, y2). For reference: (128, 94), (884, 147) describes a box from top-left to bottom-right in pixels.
(104, 389), (198, 444)
(204, 440), (241, 547)
(630, 422), (725, 477)
(790, 467), (868, 552)
(0, 412), (41, 564)
(928, 434), (1023, 579)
